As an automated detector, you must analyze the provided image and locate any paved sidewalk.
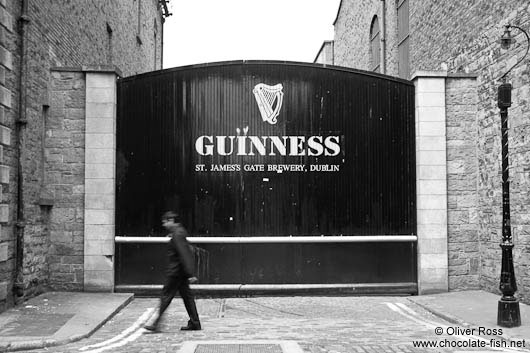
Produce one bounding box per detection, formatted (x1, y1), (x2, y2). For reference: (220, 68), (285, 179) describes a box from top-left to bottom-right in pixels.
(0, 290), (528, 352)
(0, 292), (133, 352)
(408, 290), (530, 342)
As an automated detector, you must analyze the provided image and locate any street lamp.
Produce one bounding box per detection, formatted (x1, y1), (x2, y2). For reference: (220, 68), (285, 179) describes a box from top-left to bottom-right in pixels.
(495, 24), (529, 328)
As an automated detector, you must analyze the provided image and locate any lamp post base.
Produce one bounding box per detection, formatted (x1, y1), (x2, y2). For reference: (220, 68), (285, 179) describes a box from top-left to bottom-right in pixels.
(497, 298), (521, 327)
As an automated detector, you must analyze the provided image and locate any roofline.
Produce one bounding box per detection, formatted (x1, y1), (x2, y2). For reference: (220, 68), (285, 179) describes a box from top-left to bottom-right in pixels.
(333, 0), (343, 25)
(313, 40), (334, 63)
(119, 60), (413, 86)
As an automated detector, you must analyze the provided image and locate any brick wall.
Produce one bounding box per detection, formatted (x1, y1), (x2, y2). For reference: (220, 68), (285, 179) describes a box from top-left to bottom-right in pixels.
(333, 0), (399, 75)
(0, 0), (18, 311)
(0, 0), (164, 311)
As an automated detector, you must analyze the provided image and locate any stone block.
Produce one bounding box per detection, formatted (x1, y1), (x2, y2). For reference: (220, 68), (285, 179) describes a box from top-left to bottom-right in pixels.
(419, 253), (448, 268)
(417, 150), (446, 166)
(415, 78), (445, 93)
(418, 179), (446, 195)
(418, 165), (446, 180)
(0, 7), (13, 32)
(84, 254), (114, 271)
(85, 194), (115, 210)
(86, 87), (116, 104)
(417, 136), (446, 151)
(85, 224), (114, 239)
(416, 92), (445, 107)
(0, 203), (7, 223)
(86, 163), (114, 179)
(417, 209), (447, 225)
(419, 238), (448, 255)
(84, 270), (113, 292)
(0, 85), (10, 108)
(85, 179), (114, 195)
(0, 242), (7, 261)
(86, 118), (114, 133)
(84, 209), (114, 225)
(417, 194), (446, 210)
(85, 240), (114, 256)
(50, 231), (73, 243)
(0, 45), (12, 70)
(52, 208), (75, 224)
(86, 73), (116, 89)
(86, 103), (115, 119)
(0, 125), (11, 145)
(86, 148), (115, 164)
(0, 281), (7, 300)
(86, 133), (114, 149)
(418, 121), (446, 137)
(0, 164), (8, 183)
(65, 108), (85, 120)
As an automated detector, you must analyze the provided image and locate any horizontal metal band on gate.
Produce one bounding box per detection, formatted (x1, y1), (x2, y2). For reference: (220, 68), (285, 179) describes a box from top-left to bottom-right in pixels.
(115, 282), (418, 292)
(115, 235), (417, 244)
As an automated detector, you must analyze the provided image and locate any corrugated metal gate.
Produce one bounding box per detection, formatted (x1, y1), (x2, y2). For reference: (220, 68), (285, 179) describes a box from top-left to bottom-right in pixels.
(115, 61), (416, 294)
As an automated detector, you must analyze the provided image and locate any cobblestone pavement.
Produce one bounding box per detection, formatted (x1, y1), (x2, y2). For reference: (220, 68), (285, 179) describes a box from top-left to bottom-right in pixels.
(13, 296), (529, 353)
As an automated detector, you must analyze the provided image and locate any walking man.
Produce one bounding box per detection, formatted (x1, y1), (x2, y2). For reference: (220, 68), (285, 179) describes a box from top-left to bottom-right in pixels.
(145, 211), (201, 332)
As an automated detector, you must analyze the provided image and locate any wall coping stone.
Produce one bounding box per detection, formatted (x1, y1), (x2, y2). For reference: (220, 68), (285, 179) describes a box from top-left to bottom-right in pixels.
(50, 65), (123, 77)
(412, 70), (478, 80)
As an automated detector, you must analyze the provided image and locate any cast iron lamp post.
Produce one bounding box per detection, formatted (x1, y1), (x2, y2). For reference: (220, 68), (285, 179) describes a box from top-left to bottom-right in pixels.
(495, 24), (529, 328)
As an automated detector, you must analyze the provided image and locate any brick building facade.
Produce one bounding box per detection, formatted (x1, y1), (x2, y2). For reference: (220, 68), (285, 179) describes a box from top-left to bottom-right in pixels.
(331, 0), (530, 303)
(0, 0), (167, 312)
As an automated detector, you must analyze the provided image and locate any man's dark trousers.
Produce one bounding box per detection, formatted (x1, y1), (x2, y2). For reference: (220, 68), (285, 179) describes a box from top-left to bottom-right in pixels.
(158, 273), (200, 326)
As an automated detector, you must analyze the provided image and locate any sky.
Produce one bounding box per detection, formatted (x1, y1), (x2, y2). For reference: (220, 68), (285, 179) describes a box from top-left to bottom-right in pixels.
(162, 0), (341, 69)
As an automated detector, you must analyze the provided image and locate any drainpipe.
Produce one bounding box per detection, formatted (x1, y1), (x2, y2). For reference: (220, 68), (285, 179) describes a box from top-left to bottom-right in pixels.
(161, 16), (164, 69)
(380, 0), (387, 74)
(14, 0), (29, 300)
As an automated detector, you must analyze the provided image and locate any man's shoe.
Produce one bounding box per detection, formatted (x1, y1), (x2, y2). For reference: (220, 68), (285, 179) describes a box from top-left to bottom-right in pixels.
(144, 324), (160, 332)
(180, 322), (201, 331)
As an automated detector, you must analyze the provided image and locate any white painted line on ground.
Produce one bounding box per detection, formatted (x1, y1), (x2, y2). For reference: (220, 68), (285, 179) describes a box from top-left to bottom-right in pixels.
(385, 303), (527, 353)
(83, 326), (147, 353)
(79, 307), (154, 352)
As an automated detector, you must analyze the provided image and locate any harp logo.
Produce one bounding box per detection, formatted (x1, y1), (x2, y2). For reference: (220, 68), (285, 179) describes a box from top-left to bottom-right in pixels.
(253, 83), (284, 125)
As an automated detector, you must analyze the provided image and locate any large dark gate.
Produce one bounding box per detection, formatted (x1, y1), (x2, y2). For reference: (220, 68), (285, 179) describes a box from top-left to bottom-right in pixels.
(115, 61), (416, 294)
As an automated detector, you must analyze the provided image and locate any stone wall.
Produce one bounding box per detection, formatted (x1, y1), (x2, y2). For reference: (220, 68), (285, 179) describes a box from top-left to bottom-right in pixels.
(0, 0), (164, 311)
(411, 0), (530, 304)
(333, 0), (530, 303)
(46, 70), (86, 291)
(445, 76), (480, 291)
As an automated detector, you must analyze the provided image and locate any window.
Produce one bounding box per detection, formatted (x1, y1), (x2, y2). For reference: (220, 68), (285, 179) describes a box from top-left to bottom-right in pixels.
(370, 16), (381, 72)
(397, 0), (410, 78)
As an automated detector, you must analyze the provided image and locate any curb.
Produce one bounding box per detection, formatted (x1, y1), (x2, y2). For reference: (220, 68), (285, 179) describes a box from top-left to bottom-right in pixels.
(0, 294), (134, 352)
(406, 297), (470, 327)
(406, 298), (527, 346)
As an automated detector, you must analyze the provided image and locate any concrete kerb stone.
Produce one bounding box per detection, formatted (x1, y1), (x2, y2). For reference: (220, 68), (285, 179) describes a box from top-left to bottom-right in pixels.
(406, 296), (469, 327)
(406, 296), (527, 346)
(0, 294), (134, 352)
